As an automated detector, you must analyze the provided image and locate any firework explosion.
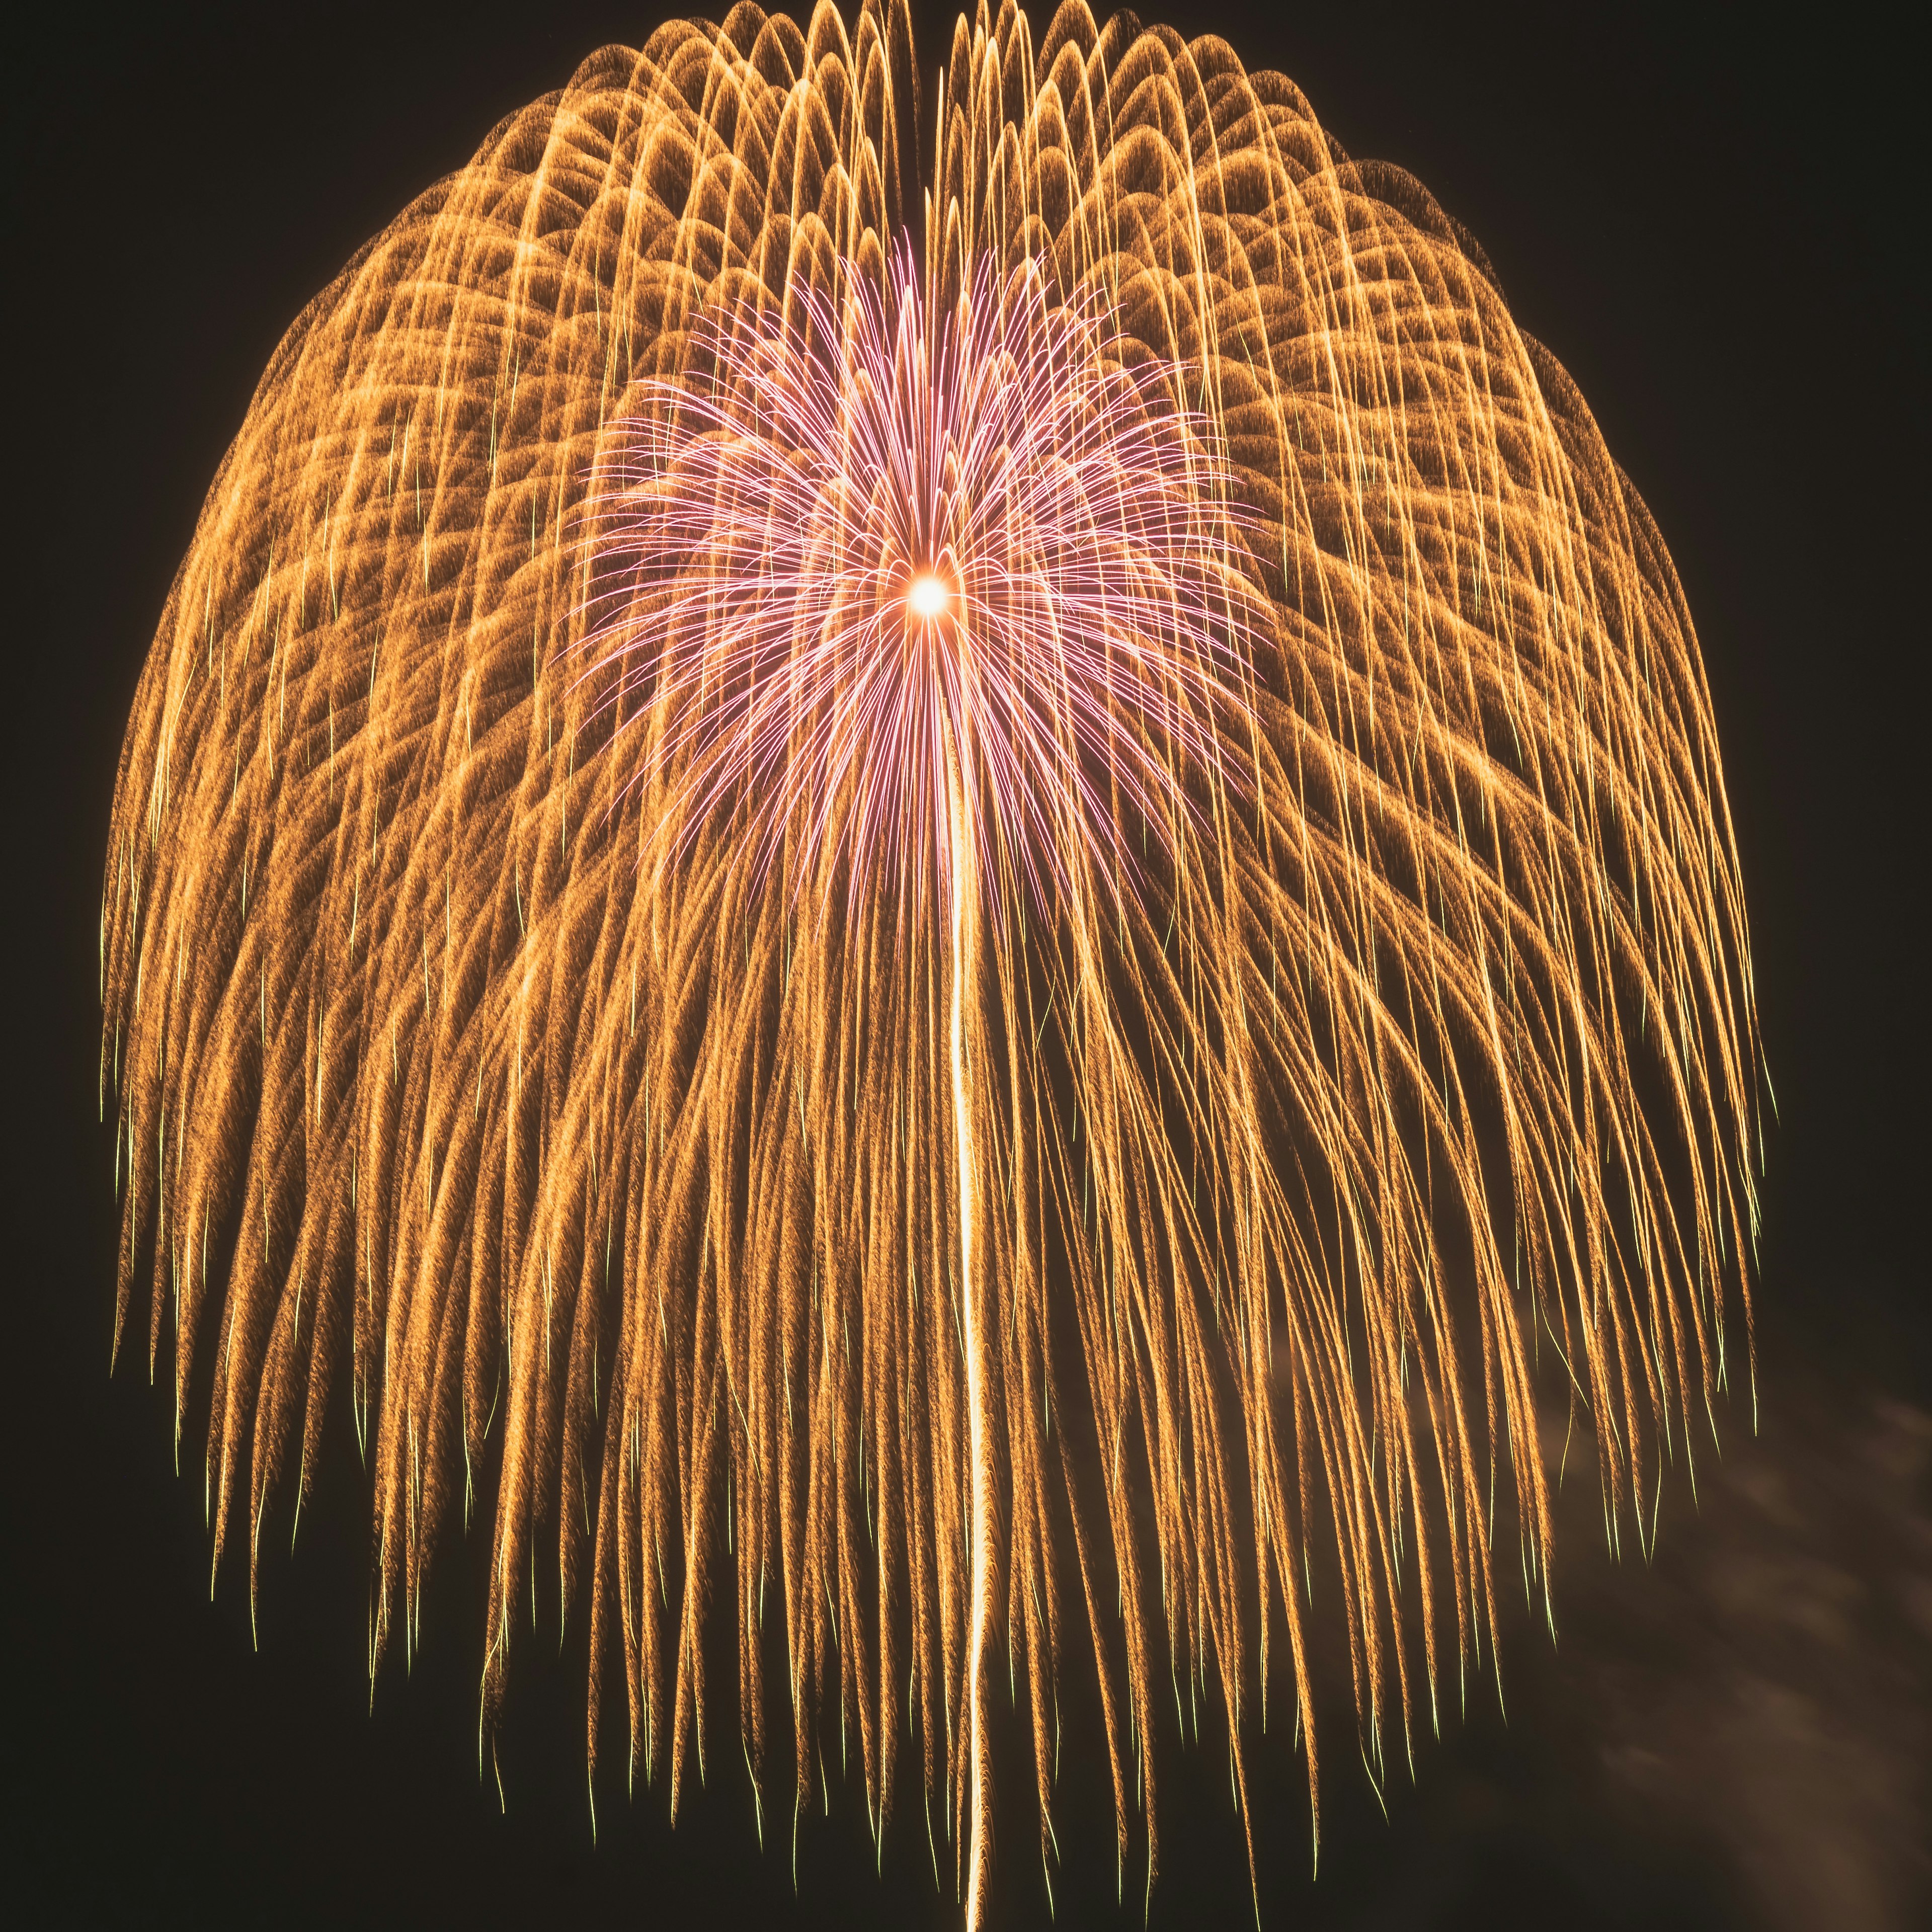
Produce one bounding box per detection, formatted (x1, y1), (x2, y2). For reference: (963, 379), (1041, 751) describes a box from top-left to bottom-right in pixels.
(103, 2), (1762, 1917)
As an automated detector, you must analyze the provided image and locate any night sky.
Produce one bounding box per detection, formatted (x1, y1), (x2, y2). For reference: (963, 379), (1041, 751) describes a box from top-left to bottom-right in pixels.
(8, 4), (1924, 1925)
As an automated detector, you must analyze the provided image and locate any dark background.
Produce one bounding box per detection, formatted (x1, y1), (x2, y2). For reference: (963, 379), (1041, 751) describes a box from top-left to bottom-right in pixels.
(6, 3), (1924, 1926)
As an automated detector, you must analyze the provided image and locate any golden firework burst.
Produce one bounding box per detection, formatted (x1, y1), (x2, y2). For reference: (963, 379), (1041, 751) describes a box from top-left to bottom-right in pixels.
(103, 3), (1763, 1917)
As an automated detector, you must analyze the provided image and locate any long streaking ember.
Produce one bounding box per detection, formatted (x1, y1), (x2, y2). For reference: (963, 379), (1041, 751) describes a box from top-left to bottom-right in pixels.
(102, 4), (1763, 1920)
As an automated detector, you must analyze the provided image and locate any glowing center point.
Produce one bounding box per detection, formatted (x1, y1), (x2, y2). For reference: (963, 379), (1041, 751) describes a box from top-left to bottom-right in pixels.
(908, 572), (949, 620)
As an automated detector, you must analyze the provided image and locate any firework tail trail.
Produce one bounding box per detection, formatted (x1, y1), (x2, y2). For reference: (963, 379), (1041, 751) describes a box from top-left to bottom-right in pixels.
(100, 4), (1764, 1922)
(948, 741), (992, 1928)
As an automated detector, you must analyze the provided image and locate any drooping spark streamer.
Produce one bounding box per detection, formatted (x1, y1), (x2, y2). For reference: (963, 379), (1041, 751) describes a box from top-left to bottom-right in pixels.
(949, 770), (989, 1927)
(102, 4), (1764, 1920)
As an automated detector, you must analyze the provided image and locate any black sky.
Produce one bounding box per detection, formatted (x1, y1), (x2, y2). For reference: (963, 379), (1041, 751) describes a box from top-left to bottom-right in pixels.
(6, 4), (1924, 1926)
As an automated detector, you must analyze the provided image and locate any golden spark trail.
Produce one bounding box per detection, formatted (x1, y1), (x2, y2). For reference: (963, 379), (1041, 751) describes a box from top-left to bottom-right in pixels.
(948, 732), (992, 1929)
(101, 4), (1765, 1920)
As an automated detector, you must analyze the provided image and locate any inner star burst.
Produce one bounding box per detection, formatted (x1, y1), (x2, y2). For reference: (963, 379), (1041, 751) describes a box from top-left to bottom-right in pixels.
(578, 248), (1254, 928)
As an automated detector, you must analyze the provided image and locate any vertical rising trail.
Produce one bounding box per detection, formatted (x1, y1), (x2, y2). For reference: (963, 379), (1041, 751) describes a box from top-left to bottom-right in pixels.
(947, 726), (992, 1926)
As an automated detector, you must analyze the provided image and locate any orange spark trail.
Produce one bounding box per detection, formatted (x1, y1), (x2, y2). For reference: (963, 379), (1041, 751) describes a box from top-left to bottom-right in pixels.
(948, 738), (991, 1928)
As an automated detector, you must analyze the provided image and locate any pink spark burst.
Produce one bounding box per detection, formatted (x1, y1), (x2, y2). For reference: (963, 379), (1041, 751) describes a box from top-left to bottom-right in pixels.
(577, 242), (1263, 925)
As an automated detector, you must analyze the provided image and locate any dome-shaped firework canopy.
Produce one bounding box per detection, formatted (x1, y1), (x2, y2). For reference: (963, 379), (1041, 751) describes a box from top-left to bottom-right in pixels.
(105, 1), (1761, 1917)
